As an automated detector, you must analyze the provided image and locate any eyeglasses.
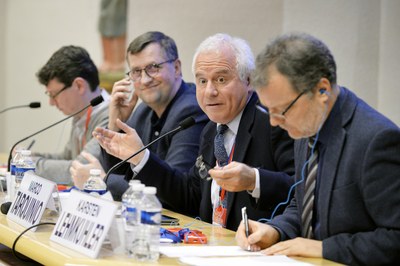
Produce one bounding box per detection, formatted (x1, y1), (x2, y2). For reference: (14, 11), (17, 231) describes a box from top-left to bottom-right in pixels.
(280, 90), (307, 116)
(126, 59), (176, 81)
(45, 85), (70, 100)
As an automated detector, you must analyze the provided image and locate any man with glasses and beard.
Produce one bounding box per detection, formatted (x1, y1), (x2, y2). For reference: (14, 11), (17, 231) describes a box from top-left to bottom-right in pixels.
(235, 33), (400, 265)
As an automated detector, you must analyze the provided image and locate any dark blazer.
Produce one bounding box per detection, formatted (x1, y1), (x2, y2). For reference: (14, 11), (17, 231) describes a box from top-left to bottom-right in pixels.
(136, 92), (295, 231)
(270, 87), (400, 265)
(102, 81), (208, 200)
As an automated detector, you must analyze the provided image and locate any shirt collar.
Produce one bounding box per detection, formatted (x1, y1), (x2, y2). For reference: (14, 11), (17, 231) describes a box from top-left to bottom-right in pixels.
(216, 92), (252, 135)
(216, 108), (243, 136)
(317, 86), (345, 147)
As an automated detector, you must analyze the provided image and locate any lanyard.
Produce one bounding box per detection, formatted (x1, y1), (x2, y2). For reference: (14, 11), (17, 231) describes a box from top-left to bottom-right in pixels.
(213, 143), (235, 227)
(81, 106), (92, 150)
(219, 143), (235, 202)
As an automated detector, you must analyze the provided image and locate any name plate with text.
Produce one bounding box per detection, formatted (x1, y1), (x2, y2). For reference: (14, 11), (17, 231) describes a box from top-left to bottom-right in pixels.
(7, 171), (57, 231)
(50, 189), (118, 258)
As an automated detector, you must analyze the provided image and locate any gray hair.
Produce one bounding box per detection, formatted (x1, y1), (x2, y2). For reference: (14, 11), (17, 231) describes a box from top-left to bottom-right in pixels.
(192, 33), (255, 83)
(253, 32), (337, 93)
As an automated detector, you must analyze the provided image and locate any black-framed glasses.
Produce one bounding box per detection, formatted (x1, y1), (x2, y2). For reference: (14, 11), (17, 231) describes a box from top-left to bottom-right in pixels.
(45, 85), (70, 100)
(281, 90), (307, 116)
(126, 59), (176, 81)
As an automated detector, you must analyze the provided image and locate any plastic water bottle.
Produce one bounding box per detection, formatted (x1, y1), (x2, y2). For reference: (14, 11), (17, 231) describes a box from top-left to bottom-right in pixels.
(14, 150), (35, 190)
(83, 169), (107, 196)
(121, 179), (142, 213)
(134, 186), (162, 262)
(8, 149), (22, 199)
(123, 182), (145, 256)
(121, 180), (142, 217)
(10, 149), (22, 176)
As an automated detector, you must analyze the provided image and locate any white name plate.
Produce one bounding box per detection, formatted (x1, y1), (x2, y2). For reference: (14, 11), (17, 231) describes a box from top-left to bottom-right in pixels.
(50, 189), (118, 258)
(7, 171), (57, 231)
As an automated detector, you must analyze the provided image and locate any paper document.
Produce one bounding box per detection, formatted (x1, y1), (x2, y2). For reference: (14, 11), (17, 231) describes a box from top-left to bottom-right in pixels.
(160, 245), (262, 257)
(180, 255), (312, 266)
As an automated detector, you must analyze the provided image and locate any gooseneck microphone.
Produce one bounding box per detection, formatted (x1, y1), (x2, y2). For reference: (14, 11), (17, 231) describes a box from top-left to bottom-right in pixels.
(7, 95), (104, 171)
(104, 116), (196, 185)
(0, 102), (41, 114)
(1, 202), (12, 215)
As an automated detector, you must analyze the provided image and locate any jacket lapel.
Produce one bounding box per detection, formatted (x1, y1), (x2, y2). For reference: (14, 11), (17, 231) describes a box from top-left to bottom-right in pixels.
(226, 94), (257, 218)
(200, 123), (217, 223)
(318, 88), (356, 237)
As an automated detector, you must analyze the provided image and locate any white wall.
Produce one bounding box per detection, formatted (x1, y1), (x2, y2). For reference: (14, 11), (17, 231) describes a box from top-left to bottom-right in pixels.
(0, 1), (6, 148)
(282, 0), (380, 107)
(1, 0), (399, 155)
(1, 0), (101, 153)
(378, 0), (400, 120)
(127, 0), (284, 82)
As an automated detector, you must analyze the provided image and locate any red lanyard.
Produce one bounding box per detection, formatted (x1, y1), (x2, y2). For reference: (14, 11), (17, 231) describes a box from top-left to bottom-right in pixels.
(220, 143), (235, 201)
(81, 106), (92, 150)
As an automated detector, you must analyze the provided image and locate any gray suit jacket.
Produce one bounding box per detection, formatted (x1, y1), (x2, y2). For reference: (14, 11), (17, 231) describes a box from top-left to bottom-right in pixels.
(102, 81), (208, 200)
(35, 89), (110, 184)
(269, 87), (400, 265)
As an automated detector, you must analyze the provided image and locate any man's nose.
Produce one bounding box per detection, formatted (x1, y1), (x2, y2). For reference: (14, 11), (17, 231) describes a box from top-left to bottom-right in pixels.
(204, 81), (218, 97)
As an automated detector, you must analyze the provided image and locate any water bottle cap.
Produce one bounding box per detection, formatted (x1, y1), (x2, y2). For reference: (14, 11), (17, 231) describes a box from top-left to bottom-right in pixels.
(143, 186), (156, 194)
(128, 179), (141, 185)
(132, 183), (145, 191)
(20, 150), (31, 155)
(89, 169), (101, 175)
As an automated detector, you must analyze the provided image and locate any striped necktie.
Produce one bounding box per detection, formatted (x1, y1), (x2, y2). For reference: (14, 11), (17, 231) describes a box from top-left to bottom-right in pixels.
(301, 139), (318, 238)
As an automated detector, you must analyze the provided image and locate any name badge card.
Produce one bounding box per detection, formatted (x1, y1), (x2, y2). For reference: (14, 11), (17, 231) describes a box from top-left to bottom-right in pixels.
(50, 189), (118, 258)
(7, 171), (56, 231)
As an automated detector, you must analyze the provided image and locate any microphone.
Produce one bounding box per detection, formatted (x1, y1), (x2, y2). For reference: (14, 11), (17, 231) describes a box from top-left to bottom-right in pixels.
(0, 102), (41, 114)
(104, 116), (196, 184)
(1, 202), (12, 215)
(7, 95), (104, 171)
(29, 102), (41, 108)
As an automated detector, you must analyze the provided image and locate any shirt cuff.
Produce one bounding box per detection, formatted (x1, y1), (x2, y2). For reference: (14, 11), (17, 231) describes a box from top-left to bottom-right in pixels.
(130, 148), (150, 176)
(247, 168), (260, 199)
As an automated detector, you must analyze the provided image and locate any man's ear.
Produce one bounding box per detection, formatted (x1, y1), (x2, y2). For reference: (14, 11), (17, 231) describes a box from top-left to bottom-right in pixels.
(74, 77), (89, 95)
(174, 59), (182, 77)
(317, 78), (332, 96)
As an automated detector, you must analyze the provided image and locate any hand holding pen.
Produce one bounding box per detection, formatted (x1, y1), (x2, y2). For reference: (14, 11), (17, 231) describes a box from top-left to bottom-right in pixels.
(241, 207), (250, 250)
(235, 212), (281, 252)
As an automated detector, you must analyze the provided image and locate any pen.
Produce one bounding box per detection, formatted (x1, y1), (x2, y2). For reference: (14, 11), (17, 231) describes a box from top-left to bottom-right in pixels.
(241, 207), (251, 251)
(241, 206), (249, 237)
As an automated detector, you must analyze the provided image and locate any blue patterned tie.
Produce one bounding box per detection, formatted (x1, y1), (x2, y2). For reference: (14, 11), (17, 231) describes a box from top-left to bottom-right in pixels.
(214, 124), (229, 166)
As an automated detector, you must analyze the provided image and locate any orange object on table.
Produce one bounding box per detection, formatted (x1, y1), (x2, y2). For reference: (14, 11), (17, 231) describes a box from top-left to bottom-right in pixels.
(57, 185), (68, 191)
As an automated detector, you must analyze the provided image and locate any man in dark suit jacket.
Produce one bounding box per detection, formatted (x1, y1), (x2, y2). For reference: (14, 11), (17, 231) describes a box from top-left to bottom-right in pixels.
(103, 81), (208, 201)
(236, 33), (400, 265)
(94, 33), (295, 231)
(70, 31), (208, 200)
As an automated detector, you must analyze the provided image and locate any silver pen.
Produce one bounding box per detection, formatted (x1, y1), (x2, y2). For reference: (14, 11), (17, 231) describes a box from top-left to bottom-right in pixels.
(241, 206), (251, 251)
